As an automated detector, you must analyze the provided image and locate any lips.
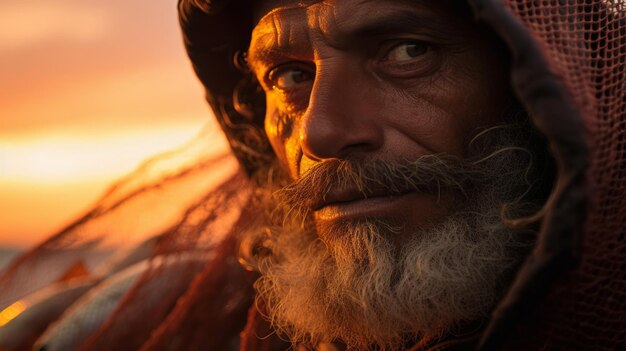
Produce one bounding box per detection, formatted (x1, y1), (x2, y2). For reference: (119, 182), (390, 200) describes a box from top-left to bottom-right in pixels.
(282, 156), (472, 223)
(306, 181), (427, 224)
(312, 186), (409, 212)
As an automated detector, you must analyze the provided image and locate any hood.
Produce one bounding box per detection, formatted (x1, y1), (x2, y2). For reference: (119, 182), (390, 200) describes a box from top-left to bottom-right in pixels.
(179, 0), (270, 176)
(178, 0), (625, 349)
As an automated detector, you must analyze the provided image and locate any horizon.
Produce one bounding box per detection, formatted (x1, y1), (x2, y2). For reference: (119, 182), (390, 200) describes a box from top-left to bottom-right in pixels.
(0, 0), (222, 248)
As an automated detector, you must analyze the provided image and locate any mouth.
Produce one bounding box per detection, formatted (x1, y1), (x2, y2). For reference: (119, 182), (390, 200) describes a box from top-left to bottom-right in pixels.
(312, 187), (410, 210)
(312, 187), (419, 221)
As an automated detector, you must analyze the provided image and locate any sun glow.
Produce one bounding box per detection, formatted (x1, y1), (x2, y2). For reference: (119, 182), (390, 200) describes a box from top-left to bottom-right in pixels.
(0, 0), (221, 248)
(0, 123), (206, 183)
(0, 122), (227, 247)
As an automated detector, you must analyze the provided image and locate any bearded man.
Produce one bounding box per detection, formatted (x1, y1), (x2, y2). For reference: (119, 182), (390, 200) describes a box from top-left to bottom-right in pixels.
(175, 0), (626, 350)
(239, 1), (553, 349)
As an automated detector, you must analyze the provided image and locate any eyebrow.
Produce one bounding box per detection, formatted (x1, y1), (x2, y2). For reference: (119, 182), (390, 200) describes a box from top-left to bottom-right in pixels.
(338, 11), (456, 42)
(248, 9), (458, 71)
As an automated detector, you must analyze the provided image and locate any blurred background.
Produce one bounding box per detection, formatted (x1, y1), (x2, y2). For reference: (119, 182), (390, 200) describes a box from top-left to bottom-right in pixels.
(0, 0), (223, 265)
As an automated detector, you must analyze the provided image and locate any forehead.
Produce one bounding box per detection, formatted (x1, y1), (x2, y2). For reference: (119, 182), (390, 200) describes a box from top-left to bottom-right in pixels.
(252, 0), (454, 21)
(249, 0), (467, 65)
(253, 0), (319, 23)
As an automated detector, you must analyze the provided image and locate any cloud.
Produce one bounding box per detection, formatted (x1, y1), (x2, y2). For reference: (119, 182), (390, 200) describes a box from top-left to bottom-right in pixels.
(0, 3), (108, 52)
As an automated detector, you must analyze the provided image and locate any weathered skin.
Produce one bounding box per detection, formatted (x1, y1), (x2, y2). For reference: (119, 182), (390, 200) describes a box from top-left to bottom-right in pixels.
(249, 0), (512, 236)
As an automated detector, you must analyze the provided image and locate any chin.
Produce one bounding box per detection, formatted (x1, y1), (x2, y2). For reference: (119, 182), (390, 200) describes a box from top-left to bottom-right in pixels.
(250, 124), (547, 349)
(255, 198), (534, 350)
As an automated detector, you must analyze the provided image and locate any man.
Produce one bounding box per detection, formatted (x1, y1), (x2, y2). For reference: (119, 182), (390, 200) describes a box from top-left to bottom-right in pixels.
(179, 0), (625, 350)
(242, 0), (551, 349)
(0, 1), (621, 350)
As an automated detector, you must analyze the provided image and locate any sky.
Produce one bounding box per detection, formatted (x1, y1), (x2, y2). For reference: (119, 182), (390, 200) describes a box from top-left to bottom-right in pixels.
(0, 0), (223, 248)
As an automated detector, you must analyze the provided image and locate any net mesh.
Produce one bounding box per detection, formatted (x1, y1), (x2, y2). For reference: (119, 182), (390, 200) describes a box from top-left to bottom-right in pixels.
(491, 0), (626, 349)
(1, 1), (625, 350)
(0, 125), (235, 307)
(0, 124), (257, 351)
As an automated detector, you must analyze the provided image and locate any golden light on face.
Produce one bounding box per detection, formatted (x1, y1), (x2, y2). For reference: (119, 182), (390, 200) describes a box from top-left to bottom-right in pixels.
(249, 0), (512, 231)
(247, 3), (552, 348)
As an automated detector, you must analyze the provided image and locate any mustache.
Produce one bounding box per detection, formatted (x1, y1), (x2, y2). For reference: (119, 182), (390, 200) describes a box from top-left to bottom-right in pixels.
(277, 154), (492, 214)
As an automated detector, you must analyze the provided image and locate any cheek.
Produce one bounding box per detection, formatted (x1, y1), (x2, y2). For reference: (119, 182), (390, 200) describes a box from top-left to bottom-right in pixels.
(264, 104), (300, 177)
(381, 86), (471, 156)
(383, 61), (508, 156)
(448, 48), (513, 129)
(264, 106), (288, 166)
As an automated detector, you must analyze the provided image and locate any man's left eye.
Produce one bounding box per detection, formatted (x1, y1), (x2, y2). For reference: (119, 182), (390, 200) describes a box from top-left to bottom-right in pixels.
(383, 42), (430, 62)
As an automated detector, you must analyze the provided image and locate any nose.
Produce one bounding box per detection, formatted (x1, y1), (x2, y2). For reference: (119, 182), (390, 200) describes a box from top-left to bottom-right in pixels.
(299, 60), (384, 161)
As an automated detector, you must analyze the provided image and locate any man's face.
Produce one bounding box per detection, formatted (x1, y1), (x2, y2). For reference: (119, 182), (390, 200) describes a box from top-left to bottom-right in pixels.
(248, 0), (512, 233)
(246, 1), (534, 349)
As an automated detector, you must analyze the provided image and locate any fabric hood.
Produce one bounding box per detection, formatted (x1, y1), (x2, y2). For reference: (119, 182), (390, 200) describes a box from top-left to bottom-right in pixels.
(178, 0), (625, 349)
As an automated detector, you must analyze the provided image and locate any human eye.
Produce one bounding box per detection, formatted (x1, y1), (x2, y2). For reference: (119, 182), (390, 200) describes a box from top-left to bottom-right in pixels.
(383, 41), (431, 62)
(266, 64), (314, 91)
(378, 40), (440, 78)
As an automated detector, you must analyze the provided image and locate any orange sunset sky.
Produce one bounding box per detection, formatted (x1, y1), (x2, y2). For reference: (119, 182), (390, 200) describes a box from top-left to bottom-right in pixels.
(0, 0), (226, 248)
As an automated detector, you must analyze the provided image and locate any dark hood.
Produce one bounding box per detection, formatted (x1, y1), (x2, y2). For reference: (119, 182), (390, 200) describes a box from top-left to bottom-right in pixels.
(178, 0), (626, 349)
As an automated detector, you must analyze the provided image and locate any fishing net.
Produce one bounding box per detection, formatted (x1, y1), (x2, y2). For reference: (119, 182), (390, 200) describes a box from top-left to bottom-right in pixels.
(0, 124), (235, 305)
(0, 124), (260, 351)
(1, 0), (624, 350)
(470, 0), (626, 350)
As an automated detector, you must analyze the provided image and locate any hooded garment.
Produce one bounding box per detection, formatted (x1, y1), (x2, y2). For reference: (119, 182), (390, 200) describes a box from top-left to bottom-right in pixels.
(0, 1), (623, 351)
(175, 0), (626, 350)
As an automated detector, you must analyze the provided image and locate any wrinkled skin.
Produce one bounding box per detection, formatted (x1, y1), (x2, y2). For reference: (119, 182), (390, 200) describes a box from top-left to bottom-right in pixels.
(245, 1), (542, 349)
(248, 0), (513, 234)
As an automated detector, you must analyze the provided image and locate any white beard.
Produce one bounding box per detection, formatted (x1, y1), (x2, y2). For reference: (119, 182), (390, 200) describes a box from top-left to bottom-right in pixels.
(255, 197), (532, 350)
(252, 125), (545, 350)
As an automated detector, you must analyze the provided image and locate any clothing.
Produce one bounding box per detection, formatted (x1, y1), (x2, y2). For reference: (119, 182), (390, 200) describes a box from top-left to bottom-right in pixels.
(1, 1), (623, 350)
(177, 0), (626, 350)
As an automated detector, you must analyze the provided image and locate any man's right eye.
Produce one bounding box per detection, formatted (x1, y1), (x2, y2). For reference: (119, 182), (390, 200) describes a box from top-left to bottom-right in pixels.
(267, 66), (314, 91)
